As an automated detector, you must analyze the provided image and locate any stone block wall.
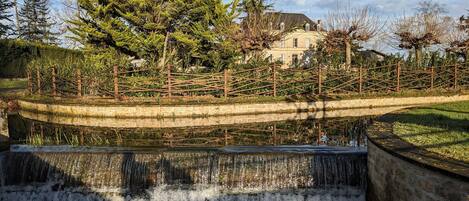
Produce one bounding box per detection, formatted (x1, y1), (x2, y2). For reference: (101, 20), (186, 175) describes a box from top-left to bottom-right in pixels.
(367, 142), (469, 201)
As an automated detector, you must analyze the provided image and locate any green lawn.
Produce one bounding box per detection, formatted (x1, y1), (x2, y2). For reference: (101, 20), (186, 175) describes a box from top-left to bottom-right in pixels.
(392, 101), (469, 163)
(0, 79), (27, 89)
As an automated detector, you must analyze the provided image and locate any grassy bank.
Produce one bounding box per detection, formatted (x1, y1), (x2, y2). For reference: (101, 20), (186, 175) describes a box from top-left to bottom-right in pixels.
(21, 89), (467, 106)
(0, 79), (27, 101)
(392, 101), (469, 163)
(0, 79), (27, 89)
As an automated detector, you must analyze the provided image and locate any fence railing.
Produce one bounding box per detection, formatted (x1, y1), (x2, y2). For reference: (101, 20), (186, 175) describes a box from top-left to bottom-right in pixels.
(27, 62), (469, 100)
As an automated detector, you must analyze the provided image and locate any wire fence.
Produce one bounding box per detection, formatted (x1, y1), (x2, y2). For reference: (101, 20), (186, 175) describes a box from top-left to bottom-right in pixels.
(27, 62), (469, 99)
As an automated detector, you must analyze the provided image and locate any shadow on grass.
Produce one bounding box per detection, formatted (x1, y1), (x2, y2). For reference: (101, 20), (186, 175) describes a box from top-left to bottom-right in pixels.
(376, 111), (469, 166)
(380, 112), (469, 133)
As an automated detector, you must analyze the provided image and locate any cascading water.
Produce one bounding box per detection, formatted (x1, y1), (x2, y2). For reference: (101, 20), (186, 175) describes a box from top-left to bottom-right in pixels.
(0, 148), (366, 201)
(0, 114), (371, 201)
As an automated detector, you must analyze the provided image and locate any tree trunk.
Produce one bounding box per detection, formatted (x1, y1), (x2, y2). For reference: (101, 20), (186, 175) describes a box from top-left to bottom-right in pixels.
(14, 0), (19, 32)
(415, 47), (422, 68)
(345, 40), (352, 69)
(160, 32), (170, 70)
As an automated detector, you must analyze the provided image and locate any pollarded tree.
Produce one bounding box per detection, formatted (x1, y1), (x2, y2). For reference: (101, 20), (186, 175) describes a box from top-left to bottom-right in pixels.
(0, 0), (13, 37)
(393, 1), (451, 67)
(233, 0), (291, 63)
(324, 6), (381, 68)
(18, 0), (57, 44)
(446, 15), (469, 62)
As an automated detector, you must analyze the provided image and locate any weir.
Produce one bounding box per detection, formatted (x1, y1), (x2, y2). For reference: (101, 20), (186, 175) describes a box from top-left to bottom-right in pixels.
(0, 148), (366, 190)
(0, 113), (370, 201)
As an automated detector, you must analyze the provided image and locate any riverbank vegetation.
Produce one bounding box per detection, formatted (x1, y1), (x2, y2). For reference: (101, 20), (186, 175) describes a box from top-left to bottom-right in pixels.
(392, 101), (469, 163)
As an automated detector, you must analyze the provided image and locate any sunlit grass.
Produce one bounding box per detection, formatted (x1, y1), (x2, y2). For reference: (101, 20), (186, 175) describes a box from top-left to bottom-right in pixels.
(393, 101), (469, 163)
(0, 79), (27, 89)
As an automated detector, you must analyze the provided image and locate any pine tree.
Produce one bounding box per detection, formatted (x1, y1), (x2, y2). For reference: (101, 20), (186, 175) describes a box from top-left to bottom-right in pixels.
(18, 0), (57, 44)
(0, 0), (13, 37)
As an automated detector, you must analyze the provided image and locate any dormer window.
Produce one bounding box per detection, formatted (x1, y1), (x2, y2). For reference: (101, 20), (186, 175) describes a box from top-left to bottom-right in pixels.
(280, 22), (285, 31)
(305, 23), (310, 32)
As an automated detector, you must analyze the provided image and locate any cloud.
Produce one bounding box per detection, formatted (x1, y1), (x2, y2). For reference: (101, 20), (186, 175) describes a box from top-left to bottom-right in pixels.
(270, 0), (469, 19)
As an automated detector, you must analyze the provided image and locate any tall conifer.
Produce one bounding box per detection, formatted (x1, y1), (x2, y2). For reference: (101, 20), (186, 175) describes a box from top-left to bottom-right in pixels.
(0, 0), (13, 37)
(18, 0), (57, 44)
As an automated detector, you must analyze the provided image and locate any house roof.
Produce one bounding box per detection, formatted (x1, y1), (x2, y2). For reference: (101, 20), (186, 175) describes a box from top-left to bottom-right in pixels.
(264, 12), (318, 31)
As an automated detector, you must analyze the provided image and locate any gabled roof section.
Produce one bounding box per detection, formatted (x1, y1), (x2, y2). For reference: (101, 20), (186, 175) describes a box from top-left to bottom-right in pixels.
(265, 12), (318, 31)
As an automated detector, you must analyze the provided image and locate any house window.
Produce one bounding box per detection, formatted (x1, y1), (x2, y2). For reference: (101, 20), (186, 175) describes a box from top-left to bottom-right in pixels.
(280, 39), (285, 48)
(280, 22), (285, 31)
(305, 23), (310, 32)
(280, 54), (285, 63)
(305, 38), (311, 48)
(293, 38), (298, 48)
(292, 54), (299, 66)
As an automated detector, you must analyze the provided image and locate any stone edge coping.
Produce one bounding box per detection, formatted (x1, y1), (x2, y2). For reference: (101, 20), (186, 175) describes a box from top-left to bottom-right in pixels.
(17, 95), (469, 118)
(8, 145), (368, 155)
(367, 117), (469, 183)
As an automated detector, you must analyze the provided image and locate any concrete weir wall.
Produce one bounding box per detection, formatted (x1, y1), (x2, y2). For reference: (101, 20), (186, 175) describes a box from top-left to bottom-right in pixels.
(367, 142), (469, 201)
(18, 95), (469, 118)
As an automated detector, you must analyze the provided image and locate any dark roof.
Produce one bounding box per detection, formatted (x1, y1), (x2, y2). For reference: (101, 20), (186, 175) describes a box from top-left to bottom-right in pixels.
(264, 12), (318, 31)
(358, 50), (388, 61)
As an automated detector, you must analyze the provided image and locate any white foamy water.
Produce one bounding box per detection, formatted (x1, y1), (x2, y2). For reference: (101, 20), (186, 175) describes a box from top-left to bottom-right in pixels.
(0, 184), (365, 201)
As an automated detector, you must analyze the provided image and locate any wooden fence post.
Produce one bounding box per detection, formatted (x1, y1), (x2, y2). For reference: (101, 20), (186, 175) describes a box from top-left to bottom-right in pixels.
(396, 62), (401, 92)
(272, 64), (277, 97)
(51, 66), (57, 96)
(27, 70), (33, 95)
(36, 66), (41, 95)
(113, 65), (119, 100)
(224, 69), (229, 98)
(359, 65), (363, 94)
(454, 64), (458, 90)
(167, 65), (172, 97)
(430, 66), (434, 90)
(76, 68), (82, 97)
(317, 66), (322, 94)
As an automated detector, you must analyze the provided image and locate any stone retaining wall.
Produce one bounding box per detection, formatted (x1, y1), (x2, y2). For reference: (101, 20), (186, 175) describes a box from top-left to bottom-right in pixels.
(367, 142), (469, 201)
(18, 95), (469, 118)
(19, 106), (405, 128)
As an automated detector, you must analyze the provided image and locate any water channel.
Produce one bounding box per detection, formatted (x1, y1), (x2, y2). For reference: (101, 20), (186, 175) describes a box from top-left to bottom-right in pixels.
(0, 111), (374, 201)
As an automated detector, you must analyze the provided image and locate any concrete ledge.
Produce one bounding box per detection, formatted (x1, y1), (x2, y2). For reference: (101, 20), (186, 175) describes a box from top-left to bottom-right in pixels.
(18, 95), (469, 118)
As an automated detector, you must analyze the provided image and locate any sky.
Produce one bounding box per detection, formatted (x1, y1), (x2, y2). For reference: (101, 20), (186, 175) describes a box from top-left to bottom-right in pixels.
(264, 0), (469, 20)
(14, 0), (469, 52)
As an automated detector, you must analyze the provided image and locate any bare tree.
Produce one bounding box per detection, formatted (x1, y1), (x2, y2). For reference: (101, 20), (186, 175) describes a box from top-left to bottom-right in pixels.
(324, 6), (382, 68)
(393, 1), (451, 67)
(446, 15), (469, 62)
(57, 0), (81, 48)
(232, 0), (291, 63)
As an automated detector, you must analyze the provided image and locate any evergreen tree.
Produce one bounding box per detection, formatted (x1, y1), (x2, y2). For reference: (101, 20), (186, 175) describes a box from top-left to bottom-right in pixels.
(18, 0), (57, 44)
(69, 0), (240, 70)
(0, 0), (13, 37)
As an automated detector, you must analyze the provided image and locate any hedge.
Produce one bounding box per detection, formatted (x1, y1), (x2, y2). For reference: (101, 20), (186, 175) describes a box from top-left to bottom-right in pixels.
(0, 39), (83, 78)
